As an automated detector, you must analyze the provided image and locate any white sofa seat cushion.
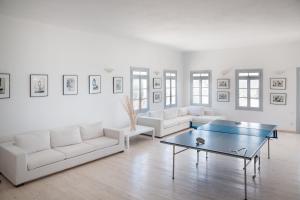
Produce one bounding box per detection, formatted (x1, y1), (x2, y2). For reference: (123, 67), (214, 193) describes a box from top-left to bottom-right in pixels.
(164, 109), (178, 120)
(177, 115), (193, 124)
(163, 119), (179, 129)
(149, 110), (163, 118)
(15, 130), (50, 154)
(50, 126), (82, 148)
(84, 137), (119, 150)
(27, 149), (65, 170)
(188, 106), (205, 116)
(80, 122), (104, 140)
(178, 107), (189, 116)
(55, 143), (94, 159)
(192, 115), (225, 124)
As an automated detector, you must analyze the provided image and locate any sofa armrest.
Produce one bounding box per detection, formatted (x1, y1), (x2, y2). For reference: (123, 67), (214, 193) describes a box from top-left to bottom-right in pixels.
(137, 116), (163, 137)
(0, 143), (27, 185)
(103, 128), (124, 143)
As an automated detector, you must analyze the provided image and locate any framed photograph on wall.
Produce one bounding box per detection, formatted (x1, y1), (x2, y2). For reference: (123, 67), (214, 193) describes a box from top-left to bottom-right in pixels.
(270, 93), (287, 105)
(30, 74), (48, 97)
(0, 73), (10, 99)
(217, 79), (230, 89)
(270, 78), (286, 90)
(63, 75), (78, 95)
(153, 78), (162, 89)
(113, 77), (123, 94)
(217, 91), (230, 102)
(89, 75), (101, 94)
(153, 91), (162, 103)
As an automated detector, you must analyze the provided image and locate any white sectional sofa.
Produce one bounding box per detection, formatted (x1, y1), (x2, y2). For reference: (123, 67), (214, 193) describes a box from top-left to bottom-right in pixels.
(137, 106), (225, 138)
(0, 122), (124, 186)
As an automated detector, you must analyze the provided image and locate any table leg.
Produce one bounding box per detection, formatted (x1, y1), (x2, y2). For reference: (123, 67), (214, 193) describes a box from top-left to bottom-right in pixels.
(268, 138), (270, 159)
(172, 145), (175, 179)
(206, 151), (208, 160)
(244, 158), (248, 200)
(253, 156), (257, 179)
(196, 150), (200, 167)
(258, 156), (261, 171)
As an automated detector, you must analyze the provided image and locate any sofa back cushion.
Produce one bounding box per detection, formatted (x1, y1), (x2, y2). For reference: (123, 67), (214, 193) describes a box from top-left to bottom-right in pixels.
(15, 130), (51, 154)
(178, 107), (189, 116)
(164, 108), (178, 120)
(80, 122), (103, 140)
(149, 110), (163, 118)
(188, 106), (205, 116)
(50, 126), (82, 148)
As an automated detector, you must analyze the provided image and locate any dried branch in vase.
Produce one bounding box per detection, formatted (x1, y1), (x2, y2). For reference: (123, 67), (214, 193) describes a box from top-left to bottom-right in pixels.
(122, 95), (137, 131)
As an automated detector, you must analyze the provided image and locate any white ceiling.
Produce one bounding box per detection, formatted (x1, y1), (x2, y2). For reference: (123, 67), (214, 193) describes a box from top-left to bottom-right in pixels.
(1, 0), (300, 51)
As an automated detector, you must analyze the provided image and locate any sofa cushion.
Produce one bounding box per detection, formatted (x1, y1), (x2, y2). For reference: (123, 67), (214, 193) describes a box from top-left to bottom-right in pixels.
(164, 109), (178, 120)
(27, 149), (65, 170)
(84, 137), (118, 150)
(55, 143), (94, 159)
(163, 119), (179, 129)
(177, 116), (193, 124)
(192, 115), (225, 124)
(149, 110), (163, 118)
(50, 126), (82, 148)
(188, 106), (205, 116)
(178, 107), (189, 116)
(15, 130), (50, 154)
(80, 122), (104, 140)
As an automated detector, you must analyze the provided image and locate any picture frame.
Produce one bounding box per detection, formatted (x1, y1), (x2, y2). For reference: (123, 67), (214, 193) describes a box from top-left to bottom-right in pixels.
(113, 77), (123, 94)
(0, 73), (10, 99)
(217, 79), (230, 89)
(217, 91), (230, 102)
(63, 75), (78, 95)
(30, 74), (48, 97)
(270, 78), (286, 90)
(153, 91), (162, 103)
(270, 93), (287, 105)
(153, 78), (162, 89)
(89, 75), (101, 94)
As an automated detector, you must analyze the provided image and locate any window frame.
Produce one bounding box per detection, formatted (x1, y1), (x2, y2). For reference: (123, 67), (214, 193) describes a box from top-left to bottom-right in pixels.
(235, 69), (263, 111)
(190, 70), (212, 107)
(164, 70), (177, 108)
(130, 67), (150, 113)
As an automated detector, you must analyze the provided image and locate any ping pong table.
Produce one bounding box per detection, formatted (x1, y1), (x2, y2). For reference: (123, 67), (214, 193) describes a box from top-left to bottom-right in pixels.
(160, 120), (278, 200)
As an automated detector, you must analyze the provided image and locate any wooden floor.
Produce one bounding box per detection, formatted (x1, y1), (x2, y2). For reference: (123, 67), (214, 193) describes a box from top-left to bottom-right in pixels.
(0, 130), (300, 200)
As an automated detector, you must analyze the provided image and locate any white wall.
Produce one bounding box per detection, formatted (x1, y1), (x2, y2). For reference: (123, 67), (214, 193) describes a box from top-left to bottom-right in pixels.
(183, 42), (300, 131)
(0, 15), (183, 136)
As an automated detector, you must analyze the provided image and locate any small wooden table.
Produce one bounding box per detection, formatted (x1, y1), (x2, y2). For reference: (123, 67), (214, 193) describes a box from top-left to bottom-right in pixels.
(122, 125), (155, 149)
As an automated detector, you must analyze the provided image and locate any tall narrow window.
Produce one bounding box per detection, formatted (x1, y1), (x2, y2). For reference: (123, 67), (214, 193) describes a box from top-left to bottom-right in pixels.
(190, 71), (211, 106)
(236, 69), (263, 111)
(131, 67), (149, 113)
(164, 70), (177, 108)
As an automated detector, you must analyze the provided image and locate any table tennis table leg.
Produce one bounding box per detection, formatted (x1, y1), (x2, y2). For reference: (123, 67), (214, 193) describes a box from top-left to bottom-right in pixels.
(206, 152), (208, 160)
(258, 156), (261, 171)
(172, 145), (175, 179)
(196, 150), (200, 167)
(253, 155), (257, 179)
(268, 138), (270, 159)
(244, 158), (248, 200)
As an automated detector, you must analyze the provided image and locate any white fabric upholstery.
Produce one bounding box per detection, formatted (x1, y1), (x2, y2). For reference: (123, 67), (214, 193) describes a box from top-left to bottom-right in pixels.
(178, 107), (189, 116)
(15, 131), (50, 154)
(192, 115), (225, 124)
(80, 122), (104, 140)
(163, 119), (178, 129)
(55, 143), (94, 159)
(84, 137), (118, 150)
(149, 110), (163, 118)
(188, 106), (205, 116)
(163, 109), (178, 120)
(177, 115), (193, 124)
(50, 126), (82, 148)
(27, 149), (65, 170)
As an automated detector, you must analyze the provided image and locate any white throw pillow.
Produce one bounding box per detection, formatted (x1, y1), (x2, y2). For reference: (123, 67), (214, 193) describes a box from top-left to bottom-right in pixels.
(80, 122), (104, 140)
(188, 106), (205, 116)
(149, 110), (163, 118)
(164, 109), (178, 120)
(15, 130), (51, 154)
(178, 107), (189, 116)
(50, 126), (82, 148)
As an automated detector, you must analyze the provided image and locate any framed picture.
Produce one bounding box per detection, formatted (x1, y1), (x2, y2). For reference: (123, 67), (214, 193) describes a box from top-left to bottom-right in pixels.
(217, 79), (230, 89)
(30, 74), (48, 97)
(153, 78), (162, 89)
(89, 75), (101, 94)
(113, 77), (123, 94)
(63, 75), (78, 95)
(217, 91), (230, 102)
(270, 93), (287, 105)
(270, 78), (286, 90)
(153, 91), (162, 103)
(0, 73), (10, 99)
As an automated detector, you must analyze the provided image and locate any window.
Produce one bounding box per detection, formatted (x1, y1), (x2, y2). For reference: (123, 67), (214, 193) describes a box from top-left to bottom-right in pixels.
(236, 69), (263, 111)
(131, 67), (149, 113)
(190, 71), (211, 106)
(164, 70), (177, 108)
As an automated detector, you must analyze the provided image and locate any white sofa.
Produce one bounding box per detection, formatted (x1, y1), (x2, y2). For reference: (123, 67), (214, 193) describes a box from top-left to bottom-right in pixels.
(0, 122), (124, 186)
(137, 106), (225, 137)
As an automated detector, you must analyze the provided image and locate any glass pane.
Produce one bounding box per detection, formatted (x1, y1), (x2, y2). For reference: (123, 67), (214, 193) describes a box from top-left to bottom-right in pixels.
(133, 90), (139, 99)
(193, 80), (200, 87)
(166, 89), (171, 96)
(193, 73), (200, 77)
(141, 99), (148, 109)
(141, 79), (147, 89)
(239, 98), (248, 107)
(250, 89), (259, 98)
(249, 72), (259, 77)
(171, 97), (176, 104)
(171, 80), (176, 87)
(166, 79), (170, 88)
(133, 100), (139, 110)
(250, 99), (259, 108)
(166, 97), (170, 105)
(140, 71), (147, 76)
(171, 73), (176, 77)
(193, 96), (200, 104)
(133, 71), (140, 75)
(202, 88), (209, 96)
(141, 89), (147, 99)
(239, 89), (247, 98)
(171, 88), (176, 96)
(202, 80), (209, 87)
(239, 73), (248, 77)
(202, 96), (209, 104)
(193, 88), (199, 95)
(239, 80), (248, 88)
(250, 80), (259, 89)
(201, 73), (209, 77)
(133, 79), (139, 90)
